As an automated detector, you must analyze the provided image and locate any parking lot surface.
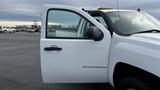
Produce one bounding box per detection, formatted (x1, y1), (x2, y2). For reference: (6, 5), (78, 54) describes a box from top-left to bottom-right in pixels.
(0, 32), (113, 90)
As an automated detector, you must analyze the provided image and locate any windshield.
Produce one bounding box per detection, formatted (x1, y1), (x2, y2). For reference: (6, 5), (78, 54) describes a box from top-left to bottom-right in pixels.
(106, 11), (160, 35)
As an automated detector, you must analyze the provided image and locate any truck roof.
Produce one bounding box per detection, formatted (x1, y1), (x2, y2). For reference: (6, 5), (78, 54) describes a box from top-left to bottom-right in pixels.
(99, 9), (137, 13)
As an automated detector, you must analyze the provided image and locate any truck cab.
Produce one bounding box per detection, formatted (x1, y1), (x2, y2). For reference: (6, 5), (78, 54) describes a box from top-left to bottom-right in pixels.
(41, 5), (160, 90)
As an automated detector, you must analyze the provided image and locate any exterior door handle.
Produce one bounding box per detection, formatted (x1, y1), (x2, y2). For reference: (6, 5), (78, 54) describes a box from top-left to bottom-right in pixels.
(44, 46), (62, 51)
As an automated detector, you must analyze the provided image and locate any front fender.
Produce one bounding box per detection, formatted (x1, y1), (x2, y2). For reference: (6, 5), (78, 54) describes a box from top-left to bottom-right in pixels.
(108, 34), (160, 86)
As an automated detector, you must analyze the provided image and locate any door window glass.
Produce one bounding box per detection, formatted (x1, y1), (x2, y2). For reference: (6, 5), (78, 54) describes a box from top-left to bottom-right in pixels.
(47, 10), (94, 39)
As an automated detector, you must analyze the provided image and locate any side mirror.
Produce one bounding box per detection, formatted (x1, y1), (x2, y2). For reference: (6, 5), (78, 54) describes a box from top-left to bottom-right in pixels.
(86, 26), (104, 41)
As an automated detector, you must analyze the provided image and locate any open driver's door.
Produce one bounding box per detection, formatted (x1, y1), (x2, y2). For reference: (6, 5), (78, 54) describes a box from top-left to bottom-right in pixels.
(41, 5), (111, 83)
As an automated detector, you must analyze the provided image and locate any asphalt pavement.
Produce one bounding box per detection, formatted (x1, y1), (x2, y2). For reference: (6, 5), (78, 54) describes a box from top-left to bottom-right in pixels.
(0, 32), (113, 90)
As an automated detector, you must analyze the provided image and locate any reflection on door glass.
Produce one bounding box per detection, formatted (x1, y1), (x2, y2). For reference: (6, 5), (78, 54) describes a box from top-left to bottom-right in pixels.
(47, 10), (81, 38)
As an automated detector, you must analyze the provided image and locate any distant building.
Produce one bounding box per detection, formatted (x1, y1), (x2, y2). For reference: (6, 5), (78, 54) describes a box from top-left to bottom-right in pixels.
(0, 20), (41, 27)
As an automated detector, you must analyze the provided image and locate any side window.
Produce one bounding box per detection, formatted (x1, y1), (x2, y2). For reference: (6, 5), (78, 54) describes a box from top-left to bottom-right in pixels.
(47, 9), (93, 39)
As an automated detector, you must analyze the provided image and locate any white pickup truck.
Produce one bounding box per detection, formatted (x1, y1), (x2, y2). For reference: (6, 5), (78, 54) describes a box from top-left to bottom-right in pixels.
(0, 27), (16, 33)
(41, 5), (160, 90)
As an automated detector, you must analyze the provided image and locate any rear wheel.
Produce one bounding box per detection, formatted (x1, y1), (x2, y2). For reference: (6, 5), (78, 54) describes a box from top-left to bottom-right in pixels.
(116, 77), (151, 90)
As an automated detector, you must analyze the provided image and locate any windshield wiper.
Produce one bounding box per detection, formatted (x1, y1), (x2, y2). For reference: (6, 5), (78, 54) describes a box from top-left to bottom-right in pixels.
(132, 29), (160, 34)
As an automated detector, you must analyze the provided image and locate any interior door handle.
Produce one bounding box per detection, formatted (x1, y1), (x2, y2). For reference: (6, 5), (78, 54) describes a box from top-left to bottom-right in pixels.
(44, 46), (62, 51)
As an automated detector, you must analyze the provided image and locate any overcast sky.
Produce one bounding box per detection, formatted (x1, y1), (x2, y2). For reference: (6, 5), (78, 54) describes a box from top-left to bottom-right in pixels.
(0, 0), (160, 21)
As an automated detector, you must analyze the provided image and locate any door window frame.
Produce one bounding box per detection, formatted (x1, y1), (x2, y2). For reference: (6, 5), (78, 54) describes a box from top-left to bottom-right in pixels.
(46, 8), (97, 39)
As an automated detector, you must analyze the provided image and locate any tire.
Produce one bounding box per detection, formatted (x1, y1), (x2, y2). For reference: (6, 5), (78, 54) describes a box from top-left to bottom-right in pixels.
(3, 30), (7, 32)
(116, 77), (151, 90)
